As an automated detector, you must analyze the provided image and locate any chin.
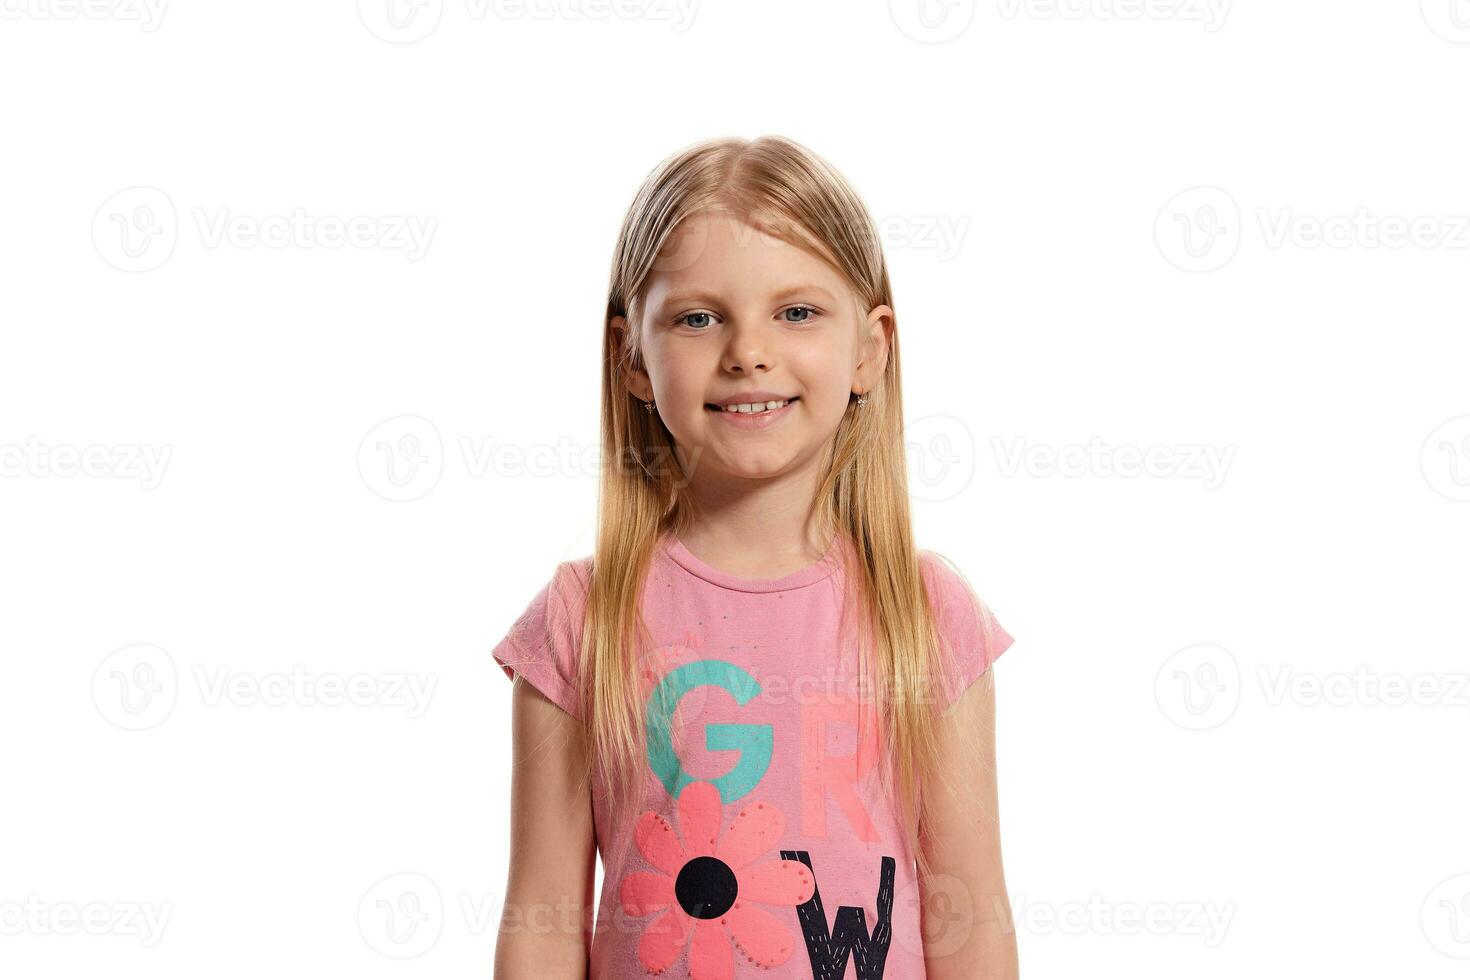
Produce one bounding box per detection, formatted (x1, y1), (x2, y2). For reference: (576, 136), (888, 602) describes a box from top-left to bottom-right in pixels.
(725, 450), (815, 480)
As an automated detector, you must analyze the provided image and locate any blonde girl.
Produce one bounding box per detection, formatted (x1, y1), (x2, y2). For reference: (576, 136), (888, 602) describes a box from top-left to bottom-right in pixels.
(493, 135), (1017, 980)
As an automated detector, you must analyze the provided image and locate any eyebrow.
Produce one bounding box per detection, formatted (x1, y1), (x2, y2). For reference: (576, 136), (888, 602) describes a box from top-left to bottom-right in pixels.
(659, 283), (838, 310)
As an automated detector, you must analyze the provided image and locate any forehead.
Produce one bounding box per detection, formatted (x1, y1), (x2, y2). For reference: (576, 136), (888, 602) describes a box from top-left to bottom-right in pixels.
(643, 210), (850, 308)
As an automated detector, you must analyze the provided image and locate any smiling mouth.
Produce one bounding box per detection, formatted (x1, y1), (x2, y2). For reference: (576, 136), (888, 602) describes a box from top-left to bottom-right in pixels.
(705, 397), (799, 414)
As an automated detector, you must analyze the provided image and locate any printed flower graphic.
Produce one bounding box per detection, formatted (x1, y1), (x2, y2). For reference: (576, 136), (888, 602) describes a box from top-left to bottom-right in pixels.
(619, 780), (814, 978)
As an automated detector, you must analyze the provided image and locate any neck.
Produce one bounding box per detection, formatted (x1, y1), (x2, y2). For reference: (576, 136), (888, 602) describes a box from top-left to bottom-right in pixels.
(676, 458), (837, 580)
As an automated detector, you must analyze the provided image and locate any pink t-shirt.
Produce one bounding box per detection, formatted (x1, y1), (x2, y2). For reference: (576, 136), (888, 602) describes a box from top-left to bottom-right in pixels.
(491, 530), (1014, 980)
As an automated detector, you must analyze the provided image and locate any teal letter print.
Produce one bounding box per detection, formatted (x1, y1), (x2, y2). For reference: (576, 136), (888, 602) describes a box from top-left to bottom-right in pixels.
(645, 659), (772, 804)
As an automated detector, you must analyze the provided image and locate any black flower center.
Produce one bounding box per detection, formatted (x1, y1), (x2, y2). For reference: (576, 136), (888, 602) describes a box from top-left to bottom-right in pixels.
(674, 855), (738, 919)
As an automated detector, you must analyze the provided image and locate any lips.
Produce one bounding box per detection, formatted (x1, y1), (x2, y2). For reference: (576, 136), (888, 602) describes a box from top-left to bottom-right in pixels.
(704, 396), (799, 412)
(705, 398), (798, 430)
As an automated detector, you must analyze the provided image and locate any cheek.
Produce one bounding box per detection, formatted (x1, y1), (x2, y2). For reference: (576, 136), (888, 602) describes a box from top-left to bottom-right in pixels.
(793, 344), (855, 403)
(644, 343), (700, 404)
(662, 372), (707, 413)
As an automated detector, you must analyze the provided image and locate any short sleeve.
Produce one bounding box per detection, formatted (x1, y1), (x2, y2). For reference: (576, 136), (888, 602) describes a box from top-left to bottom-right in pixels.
(491, 560), (588, 719)
(921, 552), (1015, 710)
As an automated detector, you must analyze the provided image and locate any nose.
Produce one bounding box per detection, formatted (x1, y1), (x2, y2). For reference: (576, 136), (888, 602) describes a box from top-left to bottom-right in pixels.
(721, 317), (773, 375)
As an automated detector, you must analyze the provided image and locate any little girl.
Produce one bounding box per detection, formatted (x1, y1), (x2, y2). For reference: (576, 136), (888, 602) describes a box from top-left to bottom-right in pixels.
(492, 135), (1017, 980)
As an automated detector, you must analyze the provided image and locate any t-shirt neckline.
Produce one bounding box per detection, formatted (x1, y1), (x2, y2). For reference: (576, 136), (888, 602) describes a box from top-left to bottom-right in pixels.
(660, 531), (843, 593)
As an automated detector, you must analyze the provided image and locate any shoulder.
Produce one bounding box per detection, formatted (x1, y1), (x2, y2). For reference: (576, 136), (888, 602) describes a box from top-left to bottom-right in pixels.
(550, 554), (594, 596)
(493, 554), (594, 719)
(499, 554), (593, 644)
(916, 548), (1016, 701)
(538, 555), (594, 628)
(917, 548), (1011, 650)
(917, 549), (977, 613)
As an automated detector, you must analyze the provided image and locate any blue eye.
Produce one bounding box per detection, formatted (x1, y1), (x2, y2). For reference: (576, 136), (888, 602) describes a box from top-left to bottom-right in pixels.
(677, 312), (715, 329)
(675, 306), (820, 329)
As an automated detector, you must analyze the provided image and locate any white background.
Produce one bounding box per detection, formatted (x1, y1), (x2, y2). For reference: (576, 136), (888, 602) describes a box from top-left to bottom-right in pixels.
(2, 1), (1468, 977)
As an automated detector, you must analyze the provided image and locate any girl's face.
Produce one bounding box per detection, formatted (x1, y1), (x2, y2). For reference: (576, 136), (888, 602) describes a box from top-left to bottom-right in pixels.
(614, 210), (891, 488)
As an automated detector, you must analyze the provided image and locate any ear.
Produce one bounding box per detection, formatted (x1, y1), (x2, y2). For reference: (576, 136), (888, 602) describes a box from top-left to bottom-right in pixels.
(853, 304), (894, 395)
(610, 315), (654, 402)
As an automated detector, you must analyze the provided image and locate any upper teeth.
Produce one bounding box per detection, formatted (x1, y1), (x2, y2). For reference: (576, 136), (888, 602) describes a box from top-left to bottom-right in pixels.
(723, 400), (789, 413)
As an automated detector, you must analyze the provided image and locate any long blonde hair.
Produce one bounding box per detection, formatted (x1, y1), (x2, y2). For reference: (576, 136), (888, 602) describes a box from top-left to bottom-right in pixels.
(579, 134), (981, 882)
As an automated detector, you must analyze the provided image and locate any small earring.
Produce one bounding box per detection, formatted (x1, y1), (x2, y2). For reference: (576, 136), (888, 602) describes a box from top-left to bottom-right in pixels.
(643, 400), (655, 413)
(855, 393), (868, 407)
